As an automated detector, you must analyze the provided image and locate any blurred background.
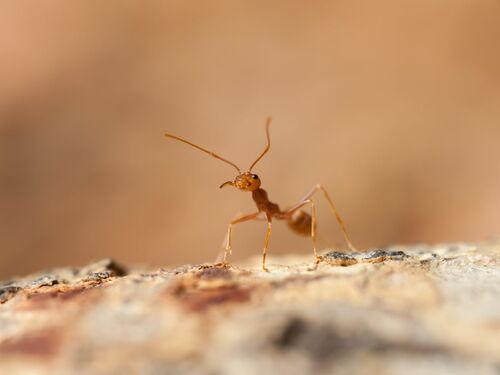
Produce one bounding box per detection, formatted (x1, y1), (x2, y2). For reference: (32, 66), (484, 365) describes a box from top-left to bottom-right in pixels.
(1, 0), (499, 279)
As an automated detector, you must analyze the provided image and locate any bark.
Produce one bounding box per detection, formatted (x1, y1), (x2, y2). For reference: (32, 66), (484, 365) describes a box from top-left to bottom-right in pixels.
(1, 243), (500, 375)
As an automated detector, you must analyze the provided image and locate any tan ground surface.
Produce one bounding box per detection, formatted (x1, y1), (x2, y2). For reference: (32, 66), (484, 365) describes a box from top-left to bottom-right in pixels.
(1, 242), (499, 374)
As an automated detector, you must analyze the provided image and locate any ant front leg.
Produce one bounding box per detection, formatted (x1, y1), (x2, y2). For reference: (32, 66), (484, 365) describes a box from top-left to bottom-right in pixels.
(223, 212), (261, 265)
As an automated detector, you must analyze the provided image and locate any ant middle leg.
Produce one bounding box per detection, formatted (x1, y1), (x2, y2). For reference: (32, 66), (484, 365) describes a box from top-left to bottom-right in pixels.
(262, 219), (272, 272)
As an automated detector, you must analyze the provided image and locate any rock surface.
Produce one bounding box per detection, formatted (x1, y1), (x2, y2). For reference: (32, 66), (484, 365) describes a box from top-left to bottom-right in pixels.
(1, 243), (500, 375)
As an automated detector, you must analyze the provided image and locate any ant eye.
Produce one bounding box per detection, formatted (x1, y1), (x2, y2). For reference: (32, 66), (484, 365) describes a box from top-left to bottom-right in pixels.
(252, 174), (259, 179)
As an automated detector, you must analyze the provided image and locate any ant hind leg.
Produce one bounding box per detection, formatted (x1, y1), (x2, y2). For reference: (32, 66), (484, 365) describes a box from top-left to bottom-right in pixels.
(315, 184), (356, 252)
(285, 184), (356, 253)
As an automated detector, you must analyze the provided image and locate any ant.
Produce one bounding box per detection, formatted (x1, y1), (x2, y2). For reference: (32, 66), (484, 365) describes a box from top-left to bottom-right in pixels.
(165, 117), (356, 271)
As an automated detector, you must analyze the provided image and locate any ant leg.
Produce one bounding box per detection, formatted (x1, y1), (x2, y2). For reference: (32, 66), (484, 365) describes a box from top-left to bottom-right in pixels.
(310, 199), (318, 259)
(283, 199), (319, 261)
(262, 219), (272, 272)
(285, 184), (356, 252)
(223, 212), (261, 265)
(316, 184), (356, 251)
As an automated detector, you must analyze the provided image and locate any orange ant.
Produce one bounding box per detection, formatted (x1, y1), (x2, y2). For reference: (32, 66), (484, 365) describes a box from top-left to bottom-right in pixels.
(164, 117), (356, 271)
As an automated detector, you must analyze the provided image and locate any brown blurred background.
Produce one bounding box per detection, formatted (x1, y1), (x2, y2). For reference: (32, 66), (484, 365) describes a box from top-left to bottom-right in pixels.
(1, 0), (499, 279)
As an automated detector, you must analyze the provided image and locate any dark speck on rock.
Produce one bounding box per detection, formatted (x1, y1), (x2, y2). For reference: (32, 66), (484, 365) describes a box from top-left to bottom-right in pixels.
(197, 266), (233, 280)
(272, 317), (366, 361)
(386, 250), (409, 259)
(29, 275), (59, 289)
(82, 271), (115, 282)
(272, 316), (448, 362)
(323, 249), (409, 266)
(365, 250), (387, 259)
(90, 259), (127, 277)
(322, 252), (357, 266)
(0, 286), (22, 304)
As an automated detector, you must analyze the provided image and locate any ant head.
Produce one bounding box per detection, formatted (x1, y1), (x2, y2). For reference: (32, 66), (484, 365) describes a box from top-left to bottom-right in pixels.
(220, 172), (261, 191)
(165, 117), (271, 192)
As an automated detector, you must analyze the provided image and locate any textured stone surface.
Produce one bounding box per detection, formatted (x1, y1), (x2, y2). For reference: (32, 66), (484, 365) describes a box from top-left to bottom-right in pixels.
(1, 243), (500, 375)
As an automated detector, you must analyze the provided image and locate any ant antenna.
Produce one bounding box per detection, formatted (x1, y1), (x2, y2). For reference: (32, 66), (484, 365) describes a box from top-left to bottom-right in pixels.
(248, 116), (272, 172)
(164, 132), (241, 173)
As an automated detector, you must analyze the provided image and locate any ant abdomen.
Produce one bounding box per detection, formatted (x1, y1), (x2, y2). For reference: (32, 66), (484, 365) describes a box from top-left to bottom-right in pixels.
(287, 210), (314, 236)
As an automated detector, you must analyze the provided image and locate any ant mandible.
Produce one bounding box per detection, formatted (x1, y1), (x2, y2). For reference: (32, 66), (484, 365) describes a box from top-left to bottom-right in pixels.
(165, 117), (356, 271)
